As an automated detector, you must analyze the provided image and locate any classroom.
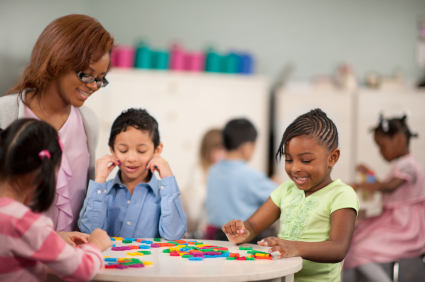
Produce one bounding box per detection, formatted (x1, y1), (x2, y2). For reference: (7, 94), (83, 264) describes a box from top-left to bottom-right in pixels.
(0, 1), (424, 282)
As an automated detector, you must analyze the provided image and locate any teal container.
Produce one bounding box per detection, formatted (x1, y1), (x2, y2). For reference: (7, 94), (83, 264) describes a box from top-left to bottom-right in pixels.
(205, 48), (221, 73)
(222, 53), (240, 73)
(152, 50), (169, 70)
(135, 44), (152, 69)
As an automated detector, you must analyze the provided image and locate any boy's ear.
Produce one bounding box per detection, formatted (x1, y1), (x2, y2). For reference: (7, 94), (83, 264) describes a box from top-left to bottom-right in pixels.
(109, 147), (115, 156)
(154, 143), (163, 157)
(328, 148), (340, 169)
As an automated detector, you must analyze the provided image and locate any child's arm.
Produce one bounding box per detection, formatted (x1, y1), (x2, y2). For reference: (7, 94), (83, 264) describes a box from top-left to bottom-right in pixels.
(352, 178), (406, 192)
(78, 180), (110, 234)
(14, 213), (111, 281)
(147, 157), (187, 240)
(56, 231), (89, 247)
(222, 197), (281, 244)
(78, 155), (119, 234)
(258, 208), (357, 262)
(253, 172), (279, 204)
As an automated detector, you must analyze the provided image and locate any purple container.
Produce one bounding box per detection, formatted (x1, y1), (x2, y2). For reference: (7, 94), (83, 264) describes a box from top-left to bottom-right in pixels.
(115, 264), (129, 269)
(151, 244), (160, 248)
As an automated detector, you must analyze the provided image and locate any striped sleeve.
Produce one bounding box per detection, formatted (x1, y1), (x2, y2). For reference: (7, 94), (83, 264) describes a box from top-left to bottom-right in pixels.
(12, 208), (103, 281)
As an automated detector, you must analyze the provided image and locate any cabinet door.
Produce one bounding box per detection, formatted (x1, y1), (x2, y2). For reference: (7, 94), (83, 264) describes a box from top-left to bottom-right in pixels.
(84, 70), (270, 186)
(356, 90), (425, 180)
(274, 90), (355, 183)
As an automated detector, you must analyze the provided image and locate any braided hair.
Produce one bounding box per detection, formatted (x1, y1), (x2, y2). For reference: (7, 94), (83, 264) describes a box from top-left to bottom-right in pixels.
(276, 109), (339, 162)
(373, 114), (418, 145)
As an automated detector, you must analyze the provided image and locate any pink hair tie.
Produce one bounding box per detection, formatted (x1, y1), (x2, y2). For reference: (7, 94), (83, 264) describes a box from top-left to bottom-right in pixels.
(38, 150), (51, 160)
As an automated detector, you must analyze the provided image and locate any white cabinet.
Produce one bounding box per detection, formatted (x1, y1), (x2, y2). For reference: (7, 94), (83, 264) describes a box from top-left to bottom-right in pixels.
(274, 88), (425, 183)
(274, 90), (355, 183)
(356, 90), (425, 180)
(84, 69), (270, 186)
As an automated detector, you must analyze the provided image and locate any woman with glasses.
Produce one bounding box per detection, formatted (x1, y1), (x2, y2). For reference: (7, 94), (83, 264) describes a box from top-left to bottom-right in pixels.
(0, 14), (114, 245)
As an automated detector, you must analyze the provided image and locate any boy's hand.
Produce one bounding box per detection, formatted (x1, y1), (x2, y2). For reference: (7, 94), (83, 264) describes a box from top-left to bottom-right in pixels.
(95, 155), (120, 183)
(88, 228), (112, 252)
(222, 220), (250, 244)
(57, 231), (89, 247)
(146, 156), (173, 179)
(258, 237), (299, 259)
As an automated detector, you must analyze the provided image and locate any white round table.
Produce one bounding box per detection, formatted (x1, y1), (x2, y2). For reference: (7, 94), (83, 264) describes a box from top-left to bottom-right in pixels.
(48, 239), (302, 282)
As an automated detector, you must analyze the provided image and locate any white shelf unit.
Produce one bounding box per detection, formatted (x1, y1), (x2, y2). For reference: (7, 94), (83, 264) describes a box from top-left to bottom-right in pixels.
(274, 88), (425, 184)
(356, 90), (425, 180)
(274, 90), (356, 184)
(84, 69), (270, 187)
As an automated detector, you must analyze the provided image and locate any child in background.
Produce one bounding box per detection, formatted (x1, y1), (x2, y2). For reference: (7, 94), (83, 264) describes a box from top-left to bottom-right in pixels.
(0, 119), (110, 282)
(222, 109), (359, 282)
(180, 129), (225, 238)
(78, 108), (187, 240)
(206, 118), (278, 241)
(343, 115), (425, 282)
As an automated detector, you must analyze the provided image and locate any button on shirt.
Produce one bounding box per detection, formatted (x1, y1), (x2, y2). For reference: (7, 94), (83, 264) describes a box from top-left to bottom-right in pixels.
(78, 172), (187, 240)
(206, 160), (278, 227)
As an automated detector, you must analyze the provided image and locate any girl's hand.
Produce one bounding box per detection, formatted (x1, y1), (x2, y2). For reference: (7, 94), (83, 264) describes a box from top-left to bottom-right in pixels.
(356, 164), (372, 174)
(222, 220), (250, 244)
(146, 157), (173, 179)
(88, 228), (112, 252)
(57, 231), (90, 247)
(95, 155), (120, 183)
(258, 237), (299, 259)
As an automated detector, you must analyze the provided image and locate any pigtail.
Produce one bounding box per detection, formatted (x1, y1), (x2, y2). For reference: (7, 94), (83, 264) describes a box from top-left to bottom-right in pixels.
(30, 155), (56, 212)
(0, 119), (62, 212)
(373, 113), (419, 144)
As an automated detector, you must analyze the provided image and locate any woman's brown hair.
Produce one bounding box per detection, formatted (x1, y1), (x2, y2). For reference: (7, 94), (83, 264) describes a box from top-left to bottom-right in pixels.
(7, 14), (114, 99)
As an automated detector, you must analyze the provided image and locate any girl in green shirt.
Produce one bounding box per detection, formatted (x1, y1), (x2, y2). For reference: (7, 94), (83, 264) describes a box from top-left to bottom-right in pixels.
(222, 109), (359, 282)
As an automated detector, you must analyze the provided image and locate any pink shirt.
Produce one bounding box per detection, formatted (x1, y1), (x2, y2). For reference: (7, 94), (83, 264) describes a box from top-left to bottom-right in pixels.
(384, 153), (425, 208)
(0, 198), (103, 281)
(25, 106), (90, 231)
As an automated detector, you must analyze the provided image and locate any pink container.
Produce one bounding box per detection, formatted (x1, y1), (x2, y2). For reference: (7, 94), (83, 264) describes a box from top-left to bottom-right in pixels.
(185, 52), (205, 72)
(113, 46), (135, 68)
(170, 44), (185, 71)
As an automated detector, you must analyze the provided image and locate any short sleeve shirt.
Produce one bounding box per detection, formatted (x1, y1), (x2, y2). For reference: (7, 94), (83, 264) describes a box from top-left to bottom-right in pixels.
(270, 179), (359, 282)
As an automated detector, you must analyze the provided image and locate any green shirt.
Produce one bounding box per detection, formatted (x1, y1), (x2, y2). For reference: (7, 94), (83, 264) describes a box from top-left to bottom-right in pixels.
(270, 179), (359, 282)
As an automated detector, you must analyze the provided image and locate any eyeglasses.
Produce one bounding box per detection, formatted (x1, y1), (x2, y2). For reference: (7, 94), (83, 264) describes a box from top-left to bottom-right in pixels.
(76, 71), (109, 88)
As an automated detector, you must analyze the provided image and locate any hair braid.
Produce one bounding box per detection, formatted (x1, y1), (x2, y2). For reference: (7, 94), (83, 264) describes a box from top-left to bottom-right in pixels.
(276, 109), (339, 162)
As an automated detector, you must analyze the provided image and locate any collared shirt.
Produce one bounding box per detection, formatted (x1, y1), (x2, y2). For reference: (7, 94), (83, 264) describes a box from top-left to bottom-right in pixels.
(78, 172), (187, 240)
(206, 160), (278, 227)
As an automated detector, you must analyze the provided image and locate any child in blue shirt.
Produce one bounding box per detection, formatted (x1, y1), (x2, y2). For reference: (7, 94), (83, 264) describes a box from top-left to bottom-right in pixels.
(206, 118), (277, 241)
(78, 108), (187, 240)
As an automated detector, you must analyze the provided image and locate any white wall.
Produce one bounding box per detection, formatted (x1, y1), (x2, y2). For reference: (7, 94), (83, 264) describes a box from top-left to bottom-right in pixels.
(1, 0), (425, 95)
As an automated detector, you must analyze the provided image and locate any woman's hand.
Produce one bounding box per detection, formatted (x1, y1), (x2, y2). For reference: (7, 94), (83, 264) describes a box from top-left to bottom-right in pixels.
(57, 231), (90, 247)
(146, 157), (173, 179)
(257, 237), (299, 259)
(222, 220), (250, 244)
(95, 155), (120, 183)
